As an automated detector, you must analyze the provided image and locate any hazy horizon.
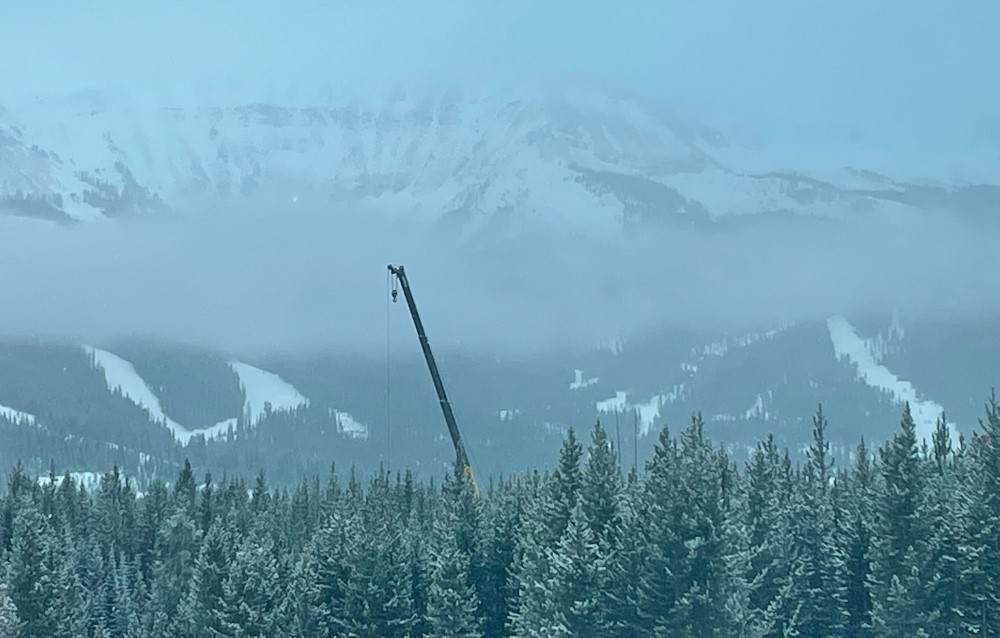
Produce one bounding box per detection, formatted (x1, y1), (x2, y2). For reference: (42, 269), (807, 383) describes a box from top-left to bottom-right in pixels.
(1, 1), (998, 357)
(3, 0), (998, 164)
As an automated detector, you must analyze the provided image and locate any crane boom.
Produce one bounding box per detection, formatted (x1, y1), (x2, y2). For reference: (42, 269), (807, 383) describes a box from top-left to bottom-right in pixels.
(387, 264), (476, 490)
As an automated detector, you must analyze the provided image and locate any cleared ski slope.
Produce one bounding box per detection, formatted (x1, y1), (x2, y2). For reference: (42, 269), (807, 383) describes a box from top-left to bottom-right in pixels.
(84, 346), (367, 444)
(0, 404), (37, 426)
(826, 315), (958, 445)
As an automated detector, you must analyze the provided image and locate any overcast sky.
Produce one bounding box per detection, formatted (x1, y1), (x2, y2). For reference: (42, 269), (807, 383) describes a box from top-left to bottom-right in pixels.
(1, 1), (998, 357)
(3, 0), (998, 159)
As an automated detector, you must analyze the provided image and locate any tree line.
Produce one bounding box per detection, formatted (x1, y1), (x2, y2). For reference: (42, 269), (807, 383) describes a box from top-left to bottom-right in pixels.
(0, 395), (999, 637)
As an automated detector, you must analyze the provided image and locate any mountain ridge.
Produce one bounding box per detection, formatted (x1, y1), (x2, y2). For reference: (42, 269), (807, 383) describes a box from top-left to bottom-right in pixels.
(4, 86), (995, 236)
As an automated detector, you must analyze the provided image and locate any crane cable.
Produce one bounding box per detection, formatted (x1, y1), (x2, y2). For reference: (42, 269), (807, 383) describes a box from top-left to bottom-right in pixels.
(386, 268), (393, 469)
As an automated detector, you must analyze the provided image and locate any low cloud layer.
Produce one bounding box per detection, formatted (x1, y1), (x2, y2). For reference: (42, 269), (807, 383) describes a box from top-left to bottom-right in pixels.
(2, 0), (997, 164)
(1, 199), (997, 358)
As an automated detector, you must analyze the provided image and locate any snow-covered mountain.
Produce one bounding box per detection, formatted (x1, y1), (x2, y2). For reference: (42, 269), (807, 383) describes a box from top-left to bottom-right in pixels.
(1, 84), (998, 485)
(4, 86), (991, 236)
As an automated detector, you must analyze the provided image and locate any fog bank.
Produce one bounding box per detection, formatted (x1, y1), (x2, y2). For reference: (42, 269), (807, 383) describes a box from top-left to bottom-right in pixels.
(1, 201), (997, 357)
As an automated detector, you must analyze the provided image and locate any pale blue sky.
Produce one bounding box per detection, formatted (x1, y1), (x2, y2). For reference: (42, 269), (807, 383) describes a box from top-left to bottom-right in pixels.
(3, 0), (998, 163)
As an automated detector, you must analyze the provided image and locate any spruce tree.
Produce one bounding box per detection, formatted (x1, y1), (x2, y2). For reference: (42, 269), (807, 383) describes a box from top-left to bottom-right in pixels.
(426, 476), (482, 638)
(919, 423), (968, 636)
(216, 529), (281, 637)
(579, 421), (627, 634)
(957, 392), (1000, 634)
(869, 402), (931, 632)
(49, 536), (88, 638)
(741, 433), (796, 635)
(634, 424), (683, 635)
(112, 558), (146, 638)
(336, 486), (416, 638)
(636, 415), (734, 636)
(177, 521), (231, 636)
(548, 502), (607, 637)
(0, 582), (19, 638)
(8, 497), (59, 638)
(509, 430), (585, 635)
(839, 438), (876, 637)
(477, 480), (521, 637)
(785, 406), (846, 637)
(581, 421), (622, 545)
(291, 511), (352, 636)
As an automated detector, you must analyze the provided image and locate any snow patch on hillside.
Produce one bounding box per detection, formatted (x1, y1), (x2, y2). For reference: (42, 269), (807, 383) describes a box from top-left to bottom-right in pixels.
(37, 471), (103, 490)
(228, 360), (309, 422)
(84, 349), (359, 444)
(498, 409), (522, 422)
(195, 417), (238, 441)
(694, 327), (784, 360)
(85, 345), (191, 441)
(744, 392), (774, 421)
(596, 391), (628, 413)
(86, 346), (243, 445)
(595, 391), (665, 436)
(0, 404), (37, 427)
(570, 369), (598, 390)
(826, 315), (957, 444)
(598, 337), (626, 355)
(333, 410), (368, 440)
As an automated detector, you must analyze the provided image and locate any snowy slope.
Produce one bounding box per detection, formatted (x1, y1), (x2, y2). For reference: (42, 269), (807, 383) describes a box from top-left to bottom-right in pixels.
(84, 345), (192, 441)
(224, 361), (367, 438)
(1, 85), (960, 234)
(228, 360), (309, 422)
(82, 347), (369, 445)
(0, 404), (37, 427)
(826, 315), (957, 444)
(594, 326), (788, 435)
(85, 346), (316, 444)
(37, 471), (103, 490)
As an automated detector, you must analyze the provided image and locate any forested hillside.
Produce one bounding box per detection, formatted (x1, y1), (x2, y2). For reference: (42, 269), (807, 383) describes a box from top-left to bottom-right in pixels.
(0, 395), (998, 637)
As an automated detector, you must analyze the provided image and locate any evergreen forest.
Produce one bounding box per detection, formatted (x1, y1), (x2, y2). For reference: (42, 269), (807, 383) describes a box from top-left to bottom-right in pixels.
(1, 395), (999, 637)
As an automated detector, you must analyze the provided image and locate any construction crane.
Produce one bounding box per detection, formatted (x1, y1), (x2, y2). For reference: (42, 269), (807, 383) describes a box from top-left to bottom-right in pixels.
(387, 264), (478, 493)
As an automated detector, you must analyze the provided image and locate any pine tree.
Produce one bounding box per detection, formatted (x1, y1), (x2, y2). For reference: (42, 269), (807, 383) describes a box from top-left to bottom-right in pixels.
(112, 558), (146, 638)
(173, 459), (197, 513)
(932, 412), (952, 476)
(0, 582), (20, 638)
(672, 414), (737, 635)
(634, 424), (683, 635)
(839, 438), (876, 637)
(741, 433), (796, 635)
(578, 421), (627, 634)
(335, 481), (417, 638)
(426, 476), (482, 638)
(636, 415), (734, 636)
(548, 502), (608, 637)
(149, 506), (199, 627)
(288, 511), (353, 636)
(509, 430), (585, 635)
(919, 423), (968, 636)
(177, 521), (231, 636)
(956, 392), (1000, 635)
(581, 421), (622, 545)
(49, 535), (88, 638)
(476, 480), (521, 638)
(785, 406), (847, 637)
(869, 402), (932, 632)
(606, 484), (643, 635)
(8, 497), (59, 638)
(541, 428), (584, 545)
(216, 529), (281, 637)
